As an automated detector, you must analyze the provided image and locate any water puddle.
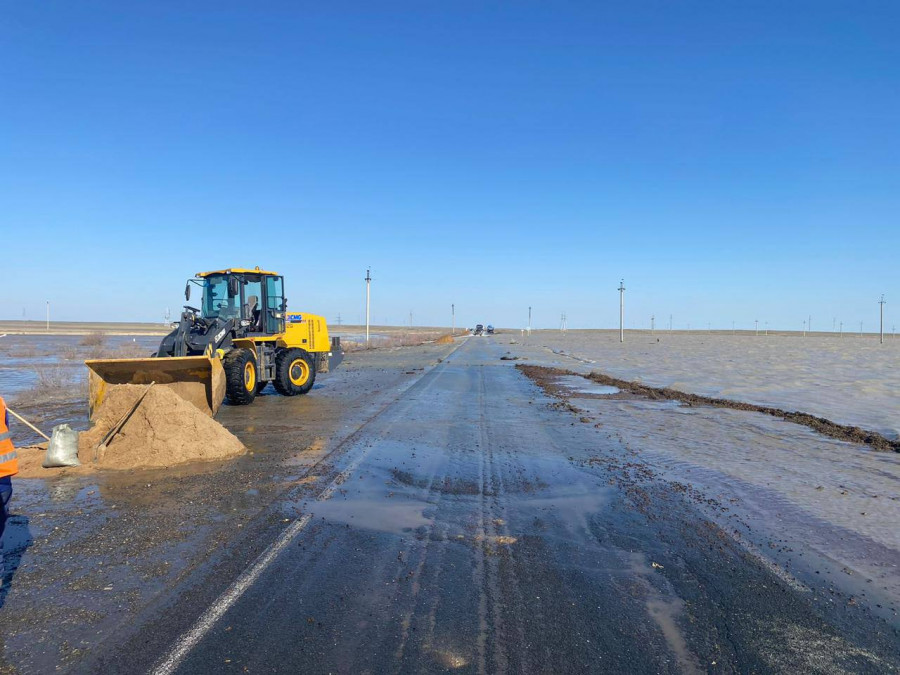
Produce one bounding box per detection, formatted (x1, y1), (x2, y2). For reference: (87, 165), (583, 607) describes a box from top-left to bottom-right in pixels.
(507, 455), (615, 532)
(626, 551), (703, 674)
(300, 441), (450, 536)
(513, 482), (612, 521)
(555, 375), (621, 396)
(311, 492), (433, 534)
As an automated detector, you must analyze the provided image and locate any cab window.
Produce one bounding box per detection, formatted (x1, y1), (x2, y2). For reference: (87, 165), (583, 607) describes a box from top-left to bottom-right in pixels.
(265, 276), (284, 333)
(202, 276), (238, 320)
(243, 278), (263, 331)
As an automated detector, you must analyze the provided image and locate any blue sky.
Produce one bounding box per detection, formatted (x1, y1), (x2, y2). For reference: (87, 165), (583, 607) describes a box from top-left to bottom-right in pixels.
(1, 2), (897, 330)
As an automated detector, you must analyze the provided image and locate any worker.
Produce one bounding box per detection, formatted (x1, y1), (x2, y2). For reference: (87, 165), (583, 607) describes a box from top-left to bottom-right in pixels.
(0, 395), (18, 542)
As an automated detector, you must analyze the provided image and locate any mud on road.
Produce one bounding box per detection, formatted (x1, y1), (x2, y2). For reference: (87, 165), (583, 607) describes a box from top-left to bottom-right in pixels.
(0, 341), (457, 674)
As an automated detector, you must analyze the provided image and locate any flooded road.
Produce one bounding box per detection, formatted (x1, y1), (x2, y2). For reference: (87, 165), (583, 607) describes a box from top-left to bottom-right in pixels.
(78, 338), (898, 674)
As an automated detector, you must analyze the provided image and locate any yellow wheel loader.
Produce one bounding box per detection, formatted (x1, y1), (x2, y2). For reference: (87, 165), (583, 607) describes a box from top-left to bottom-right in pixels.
(85, 268), (342, 417)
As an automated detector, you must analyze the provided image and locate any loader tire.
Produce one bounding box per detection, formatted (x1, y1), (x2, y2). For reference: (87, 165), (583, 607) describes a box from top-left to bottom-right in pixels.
(273, 348), (316, 396)
(224, 348), (258, 405)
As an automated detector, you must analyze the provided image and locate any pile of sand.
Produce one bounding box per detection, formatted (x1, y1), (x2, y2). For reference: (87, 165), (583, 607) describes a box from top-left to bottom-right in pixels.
(16, 384), (245, 476)
(81, 384), (245, 469)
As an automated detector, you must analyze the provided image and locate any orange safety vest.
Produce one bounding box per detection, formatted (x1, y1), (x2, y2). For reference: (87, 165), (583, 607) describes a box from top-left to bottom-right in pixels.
(0, 396), (19, 478)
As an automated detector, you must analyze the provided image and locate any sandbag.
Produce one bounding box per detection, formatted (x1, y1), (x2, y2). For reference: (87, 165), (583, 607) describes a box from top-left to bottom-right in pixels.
(42, 424), (81, 468)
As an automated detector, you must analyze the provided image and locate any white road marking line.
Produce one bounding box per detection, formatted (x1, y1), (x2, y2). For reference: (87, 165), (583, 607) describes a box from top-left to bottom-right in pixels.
(150, 513), (312, 675)
(151, 345), (463, 674)
(153, 404), (397, 675)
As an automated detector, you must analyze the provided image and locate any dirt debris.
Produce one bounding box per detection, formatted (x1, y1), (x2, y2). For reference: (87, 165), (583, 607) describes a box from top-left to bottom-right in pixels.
(517, 364), (900, 453)
(15, 384), (245, 476)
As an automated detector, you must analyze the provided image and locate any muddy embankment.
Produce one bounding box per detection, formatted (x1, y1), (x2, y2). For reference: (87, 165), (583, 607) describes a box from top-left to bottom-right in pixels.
(518, 364), (900, 453)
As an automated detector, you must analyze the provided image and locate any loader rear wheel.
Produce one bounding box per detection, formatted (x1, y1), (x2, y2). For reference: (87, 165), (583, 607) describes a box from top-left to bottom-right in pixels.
(224, 348), (258, 405)
(274, 348), (316, 396)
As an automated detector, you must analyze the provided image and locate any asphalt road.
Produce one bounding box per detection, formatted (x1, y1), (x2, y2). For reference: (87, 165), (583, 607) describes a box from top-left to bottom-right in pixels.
(85, 338), (899, 674)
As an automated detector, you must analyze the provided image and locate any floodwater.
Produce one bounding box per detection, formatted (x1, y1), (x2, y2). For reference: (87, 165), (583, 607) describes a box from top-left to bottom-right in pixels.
(536, 331), (900, 439)
(555, 375), (621, 396)
(0, 334), (160, 400)
(548, 368), (900, 622)
(0, 334), (161, 445)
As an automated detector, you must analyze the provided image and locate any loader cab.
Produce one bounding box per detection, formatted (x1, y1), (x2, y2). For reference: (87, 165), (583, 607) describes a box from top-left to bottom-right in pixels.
(196, 268), (286, 336)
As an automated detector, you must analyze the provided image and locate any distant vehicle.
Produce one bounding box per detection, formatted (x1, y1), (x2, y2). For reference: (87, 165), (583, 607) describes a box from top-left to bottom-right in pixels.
(486, 325), (495, 334)
(474, 324), (484, 335)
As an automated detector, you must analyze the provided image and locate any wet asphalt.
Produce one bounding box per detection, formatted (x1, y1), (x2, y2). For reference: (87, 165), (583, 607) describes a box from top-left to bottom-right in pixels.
(80, 338), (898, 673)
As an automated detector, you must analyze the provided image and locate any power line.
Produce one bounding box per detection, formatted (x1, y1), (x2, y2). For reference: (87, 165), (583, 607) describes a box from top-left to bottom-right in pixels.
(365, 268), (372, 347)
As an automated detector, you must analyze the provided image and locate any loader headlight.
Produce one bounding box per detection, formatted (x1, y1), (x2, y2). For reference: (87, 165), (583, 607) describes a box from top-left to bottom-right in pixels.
(240, 320), (251, 327)
(274, 312), (284, 319)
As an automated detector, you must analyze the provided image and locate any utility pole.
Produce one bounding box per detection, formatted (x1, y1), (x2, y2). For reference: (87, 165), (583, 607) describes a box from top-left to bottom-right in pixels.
(859, 321), (863, 338)
(755, 319), (758, 336)
(409, 311), (413, 328)
(337, 313), (342, 326)
(765, 321), (769, 336)
(808, 315), (812, 335)
(46, 301), (50, 332)
(365, 268), (371, 347)
(651, 315), (655, 334)
(528, 306), (532, 336)
(560, 312), (567, 333)
(669, 314), (673, 331)
(451, 304), (455, 336)
(803, 320), (806, 337)
(879, 295), (886, 344)
(618, 280), (625, 343)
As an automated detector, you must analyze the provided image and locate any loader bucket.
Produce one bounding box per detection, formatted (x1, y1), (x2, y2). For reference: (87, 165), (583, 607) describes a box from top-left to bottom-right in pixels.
(85, 356), (226, 418)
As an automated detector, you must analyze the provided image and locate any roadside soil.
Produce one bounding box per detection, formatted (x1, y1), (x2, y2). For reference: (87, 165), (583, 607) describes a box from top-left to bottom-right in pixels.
(0, 340), (460, 674)
(518, 364), (900, 453)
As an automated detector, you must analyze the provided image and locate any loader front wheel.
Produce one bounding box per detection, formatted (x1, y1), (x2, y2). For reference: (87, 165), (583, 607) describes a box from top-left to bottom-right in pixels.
(274, 348), (316, 396)
(224, 348), (258, 405)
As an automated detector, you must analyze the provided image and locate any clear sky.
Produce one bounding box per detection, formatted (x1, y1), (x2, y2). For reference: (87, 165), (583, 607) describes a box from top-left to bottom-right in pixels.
(1, 2), (897, 331)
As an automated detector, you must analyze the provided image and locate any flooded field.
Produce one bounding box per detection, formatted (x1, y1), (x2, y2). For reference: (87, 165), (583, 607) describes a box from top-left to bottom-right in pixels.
(532, 330), (900, 440)
(0, 334), (159, 400)
(0, 334), (161, 444)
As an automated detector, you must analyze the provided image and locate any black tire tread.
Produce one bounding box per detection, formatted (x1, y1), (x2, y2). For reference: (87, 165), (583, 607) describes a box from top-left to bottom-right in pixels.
(273, 348), (316, 396)
(223, 348), (258, 405)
